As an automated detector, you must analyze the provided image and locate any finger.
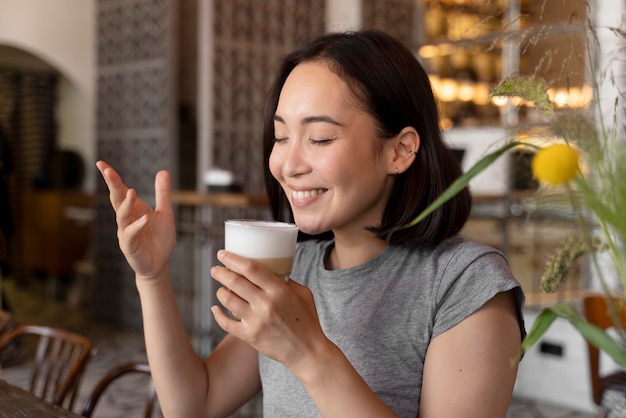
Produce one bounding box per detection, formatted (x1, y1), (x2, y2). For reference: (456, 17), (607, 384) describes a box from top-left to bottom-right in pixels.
(115, 188), (140, 229)
(216, 250), (279, 290)
(212, 264), (267, 315)
(211, 305), (238, 331)
(96, 160), (129, 209)
(119, 213), (149, 253)
(215, 286), (249, 318)
(154, 170), (173, 216)
(211, 265), (252, 293)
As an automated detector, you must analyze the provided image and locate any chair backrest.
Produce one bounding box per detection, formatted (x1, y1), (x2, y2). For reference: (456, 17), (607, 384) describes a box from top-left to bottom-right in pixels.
(0, 324), (95, 409)
(81, 362), (156, 418)
(583, 292), (626, 405)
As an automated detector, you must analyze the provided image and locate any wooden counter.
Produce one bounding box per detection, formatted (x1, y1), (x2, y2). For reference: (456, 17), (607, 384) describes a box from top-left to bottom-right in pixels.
(170, 190), (269, 208)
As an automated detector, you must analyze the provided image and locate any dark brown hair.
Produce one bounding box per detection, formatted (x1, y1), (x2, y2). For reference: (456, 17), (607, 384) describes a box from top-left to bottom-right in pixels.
(263, 29), (471, 248)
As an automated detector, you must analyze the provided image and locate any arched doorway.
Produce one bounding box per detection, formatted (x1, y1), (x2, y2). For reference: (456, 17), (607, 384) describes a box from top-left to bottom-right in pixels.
(0, 45), (93, 309)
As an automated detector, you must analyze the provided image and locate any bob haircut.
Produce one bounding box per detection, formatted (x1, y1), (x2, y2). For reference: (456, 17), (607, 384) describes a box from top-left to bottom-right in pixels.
(262, 29), (471, 248)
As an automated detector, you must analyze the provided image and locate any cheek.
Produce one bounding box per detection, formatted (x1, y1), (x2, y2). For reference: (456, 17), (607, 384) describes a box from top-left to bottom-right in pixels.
(268, 149), (282, 181)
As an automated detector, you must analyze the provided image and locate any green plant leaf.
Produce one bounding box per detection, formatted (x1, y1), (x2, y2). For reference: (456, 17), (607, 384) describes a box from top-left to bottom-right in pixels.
(521, 303), (626, 368)
(520, 308), (557, 359)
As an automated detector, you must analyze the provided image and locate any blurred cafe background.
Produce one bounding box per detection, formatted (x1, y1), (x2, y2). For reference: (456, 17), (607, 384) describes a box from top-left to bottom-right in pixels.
(0, 0), (624, 417)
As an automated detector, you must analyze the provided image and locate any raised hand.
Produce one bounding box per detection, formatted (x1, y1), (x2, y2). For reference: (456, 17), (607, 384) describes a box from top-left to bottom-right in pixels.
(96, 161), (177, 279)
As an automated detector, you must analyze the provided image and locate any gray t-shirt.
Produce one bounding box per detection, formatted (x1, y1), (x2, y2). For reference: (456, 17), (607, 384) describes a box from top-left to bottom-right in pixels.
(259, 236), (525, 417)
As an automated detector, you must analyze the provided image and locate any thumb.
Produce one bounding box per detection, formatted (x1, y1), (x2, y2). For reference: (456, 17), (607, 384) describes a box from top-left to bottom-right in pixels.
(154, 170), (172, 214)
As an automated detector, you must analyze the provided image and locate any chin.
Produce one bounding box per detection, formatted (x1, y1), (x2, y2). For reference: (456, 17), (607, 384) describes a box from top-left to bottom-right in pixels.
(292, 218), (329, 237)
(295, 225), (325, 236)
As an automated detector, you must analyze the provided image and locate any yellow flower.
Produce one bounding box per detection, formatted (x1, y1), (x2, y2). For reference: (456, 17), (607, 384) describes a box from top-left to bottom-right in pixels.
(531, 143), (580, 185)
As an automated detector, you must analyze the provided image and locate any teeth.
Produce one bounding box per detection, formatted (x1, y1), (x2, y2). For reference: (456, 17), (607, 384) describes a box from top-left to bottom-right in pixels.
(292, 189), (325, 200)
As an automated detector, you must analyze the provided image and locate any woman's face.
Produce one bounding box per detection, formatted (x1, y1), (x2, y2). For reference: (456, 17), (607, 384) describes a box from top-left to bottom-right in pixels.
(269, 61), (394, 237)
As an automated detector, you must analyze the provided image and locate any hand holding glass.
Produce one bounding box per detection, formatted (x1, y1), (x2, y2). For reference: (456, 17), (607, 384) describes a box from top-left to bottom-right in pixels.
(223, 220), (298, 319)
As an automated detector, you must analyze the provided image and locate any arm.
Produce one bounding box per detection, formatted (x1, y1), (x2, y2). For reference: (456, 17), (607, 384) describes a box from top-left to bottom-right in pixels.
(419, 290), (521, 417)
(288, 339), (398, 417)
(212, 250), (398, 417)
(96, 161), (261, 417)
(137, 276), (261, 417)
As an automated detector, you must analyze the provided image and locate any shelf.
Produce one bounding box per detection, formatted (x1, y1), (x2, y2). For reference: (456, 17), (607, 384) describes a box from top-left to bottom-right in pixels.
(170, 190), (269, 208)
(416, 0), (589, 129)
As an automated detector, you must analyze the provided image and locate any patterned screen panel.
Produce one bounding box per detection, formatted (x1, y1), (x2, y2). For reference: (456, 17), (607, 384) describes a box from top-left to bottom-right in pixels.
(211, 0), (325, 193)
(362, 0), (415, 49)
(95, 0), (176, 328)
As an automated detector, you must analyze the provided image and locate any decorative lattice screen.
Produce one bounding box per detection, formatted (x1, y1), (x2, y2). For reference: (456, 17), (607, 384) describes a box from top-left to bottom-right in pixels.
(95, 0), (177, 329)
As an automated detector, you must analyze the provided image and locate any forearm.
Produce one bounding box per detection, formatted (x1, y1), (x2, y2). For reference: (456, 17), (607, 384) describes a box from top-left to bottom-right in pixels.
(291, 342), (397, 418)
(136, 273), (210, 417)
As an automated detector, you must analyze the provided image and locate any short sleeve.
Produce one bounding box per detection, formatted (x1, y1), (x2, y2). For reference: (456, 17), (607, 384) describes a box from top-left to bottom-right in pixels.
(431, 246), (525, 340)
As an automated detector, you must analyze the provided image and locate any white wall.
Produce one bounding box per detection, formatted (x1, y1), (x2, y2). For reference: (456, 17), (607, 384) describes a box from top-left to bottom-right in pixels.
(443, 127), (511, 196)
(0, 0), (96, 191)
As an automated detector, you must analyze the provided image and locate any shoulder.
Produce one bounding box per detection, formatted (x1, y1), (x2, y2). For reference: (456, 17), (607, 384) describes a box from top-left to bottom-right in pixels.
(428, 236), (517, 293)
(433, 235), (505, 261)
(389, 236), (509, 277)
(428, 237), (511, 282)
(424, 236), (524, 338)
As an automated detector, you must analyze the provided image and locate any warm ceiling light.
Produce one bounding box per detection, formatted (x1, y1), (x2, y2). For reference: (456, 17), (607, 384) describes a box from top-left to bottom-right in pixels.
(457, 81), (475, 102)
(419, 45), (440, 58)
(554, 89), (569, 107)
(438, 78), (458, 102)
(473, 83), (491, 105)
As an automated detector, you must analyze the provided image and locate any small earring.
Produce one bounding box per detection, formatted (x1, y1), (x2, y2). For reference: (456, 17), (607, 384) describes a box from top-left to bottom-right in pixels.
(411, 150), (417, 156)
(395, 167), (399, 175)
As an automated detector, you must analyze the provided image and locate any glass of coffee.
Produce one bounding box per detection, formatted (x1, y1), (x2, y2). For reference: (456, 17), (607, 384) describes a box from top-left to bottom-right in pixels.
(224, 219), (298, 280)
(223, 219), (299, 319)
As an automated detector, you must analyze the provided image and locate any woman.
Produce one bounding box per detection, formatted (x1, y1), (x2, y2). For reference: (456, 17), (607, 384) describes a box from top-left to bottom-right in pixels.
(97, 29), (525, 417)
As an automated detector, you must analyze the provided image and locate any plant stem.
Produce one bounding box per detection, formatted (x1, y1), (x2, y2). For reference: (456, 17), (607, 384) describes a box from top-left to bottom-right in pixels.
(566, 181), (626, 346)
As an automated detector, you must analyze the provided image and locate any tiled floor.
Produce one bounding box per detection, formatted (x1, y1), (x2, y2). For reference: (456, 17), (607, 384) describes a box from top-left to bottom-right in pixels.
(1, 275), (598, 418)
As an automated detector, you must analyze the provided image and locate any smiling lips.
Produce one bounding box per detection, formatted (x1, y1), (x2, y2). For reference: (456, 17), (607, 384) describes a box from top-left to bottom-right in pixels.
(291, 189), (327, 201)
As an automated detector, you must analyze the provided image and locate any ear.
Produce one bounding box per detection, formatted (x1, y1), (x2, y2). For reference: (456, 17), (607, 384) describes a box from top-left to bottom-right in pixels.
(385, 126), (420, 175)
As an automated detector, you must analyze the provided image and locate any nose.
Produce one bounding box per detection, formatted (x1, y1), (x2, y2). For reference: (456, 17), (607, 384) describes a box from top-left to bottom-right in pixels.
(275, 140), (310, 179)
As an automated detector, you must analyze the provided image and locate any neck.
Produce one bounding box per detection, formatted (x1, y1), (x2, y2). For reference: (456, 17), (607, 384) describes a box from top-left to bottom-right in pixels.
(327, 232), (389, 270)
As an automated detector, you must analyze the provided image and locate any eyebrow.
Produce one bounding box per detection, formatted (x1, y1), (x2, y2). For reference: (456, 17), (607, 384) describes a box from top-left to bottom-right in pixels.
(273, 114), (344, 127)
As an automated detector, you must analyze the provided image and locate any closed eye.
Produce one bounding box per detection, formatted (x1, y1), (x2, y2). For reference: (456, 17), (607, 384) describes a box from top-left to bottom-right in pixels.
(309, 138), (335, 145)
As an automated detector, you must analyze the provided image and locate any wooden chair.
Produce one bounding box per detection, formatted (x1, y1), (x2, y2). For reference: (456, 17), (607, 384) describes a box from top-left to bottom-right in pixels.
(0, 309), (20, 366)
(81, 362), (156, 418)
(583, 292), (626, 405)
(0, 324), (95, 409)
